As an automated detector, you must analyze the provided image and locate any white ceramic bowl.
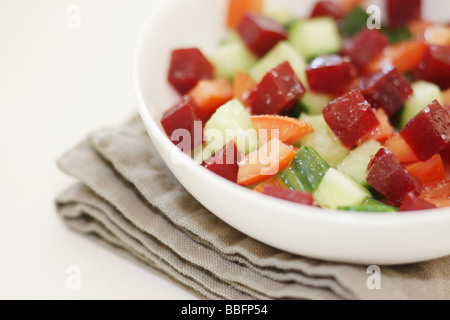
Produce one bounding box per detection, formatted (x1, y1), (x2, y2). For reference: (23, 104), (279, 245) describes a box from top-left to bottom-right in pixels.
(133, 0), (450, 265)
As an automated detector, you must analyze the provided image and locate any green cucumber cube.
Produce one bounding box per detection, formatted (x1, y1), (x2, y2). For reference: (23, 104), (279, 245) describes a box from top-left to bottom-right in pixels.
(209, 40), (258, 80)
(204, 99), (259, 156)
(400, 81), (443, 128)
(314, 168), (372, 209)
(250, 41), (307, 85)
(337, 140), (382, 185)
(288, 17), (342, 61)
(299, 114), (349, 167)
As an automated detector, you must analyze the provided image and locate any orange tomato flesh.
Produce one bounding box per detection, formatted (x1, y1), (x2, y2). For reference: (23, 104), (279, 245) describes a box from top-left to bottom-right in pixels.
(406, 154), (446, 185)
(227, 0), (265, 29)
(237, 139), (297, 187)
(188, 79), (233, 120)
(250, 115), (313, 146)
(233, 71), (257, 106)
(384, 133), (419, 163)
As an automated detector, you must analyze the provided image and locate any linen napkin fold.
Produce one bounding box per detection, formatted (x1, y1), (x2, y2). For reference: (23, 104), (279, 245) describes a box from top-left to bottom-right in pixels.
(55, 115), (450, 300)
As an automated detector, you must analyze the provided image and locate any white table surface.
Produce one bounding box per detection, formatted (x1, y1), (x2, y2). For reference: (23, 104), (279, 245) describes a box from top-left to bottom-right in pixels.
(0, 0), (196, 299)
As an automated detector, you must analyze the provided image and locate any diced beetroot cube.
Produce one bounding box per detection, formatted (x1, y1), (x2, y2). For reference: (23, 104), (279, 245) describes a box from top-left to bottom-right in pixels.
(203, 141), (242, 183)
(310, 0), (343, 20)
(168, 48), (214, 95)
(261, 184), (315, 206)
(415, 45), (450, 90)
(399, 191), (437, 212)
(237, 13), (287, 57)
(161, 96), (203, 151)
(341, 29), (389, 72)
(400, 100), (450, 161)
(306, 55), (357, 96)
(247, 62), (305, 115)
(359, 65), (413, 116)
(323, 89), (380, 148)
(386, 0), (421, 29)
(367, 148), (422, 206)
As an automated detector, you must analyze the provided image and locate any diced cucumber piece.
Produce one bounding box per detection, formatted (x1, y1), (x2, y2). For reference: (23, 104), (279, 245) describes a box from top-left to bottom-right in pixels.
(337, 140), (382, 185)
(400, 81), (443, 128)
(209, 40), (258, 80)
(250, 41), (307, 85)
(204, 99), (259, 156)
(299, 114), (349, 167)
(279, 146), (331, 193)
(278, 166), (305, 191)
(299, 91), (333, 115)
(314, 168), (372, 209)
(382, 27), (413, 44)
(341, 6), (370, 37)
(339, 197), (398, 213)
(289, 17), (342, 61)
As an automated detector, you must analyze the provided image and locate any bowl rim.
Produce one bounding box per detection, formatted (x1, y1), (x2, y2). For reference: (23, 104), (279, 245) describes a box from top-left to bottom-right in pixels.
(132, 0), (450, 233)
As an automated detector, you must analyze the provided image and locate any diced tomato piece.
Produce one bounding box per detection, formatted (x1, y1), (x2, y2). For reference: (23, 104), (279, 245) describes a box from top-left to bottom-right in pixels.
(415, 45), (450, 90)
(358, 109), (394, 144)
(399, 191), (437, 212)
(203, 141), (242, 183)
(359, 65), (413, 116)
(168, 48), (214, 95)
(400, 100), (450, 161)
(384, 133), (419, 163)
(227, 0), (264, 29)
(233, 71), (257, 106)
(161, 96), (203, 151)
(237, 139), (297, 186)
(386, 0), (422, 29)
(339, 0), (364, 14)
(420, 180), (450, 208)
(188, 79), (233, 121)
(406, 154), (446, 185)
(247, 62), (306, 115)
(323, 89), (379, 149)
(443, 89), (450, 106)
(250, 115), (313, 145)
(306, 55), (357, 96)
(367, 148), (422, 206)
(365, 41), (428, 75)
(237, 13), (287, 57)
(253, 176), (285, 193)
(260, 184), (315, 206)
(310, 1), (343, 20)
(341, 29), (389, 72)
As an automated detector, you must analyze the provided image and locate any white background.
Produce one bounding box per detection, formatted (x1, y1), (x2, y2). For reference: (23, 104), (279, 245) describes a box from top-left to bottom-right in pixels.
(0, 0), (196, 299)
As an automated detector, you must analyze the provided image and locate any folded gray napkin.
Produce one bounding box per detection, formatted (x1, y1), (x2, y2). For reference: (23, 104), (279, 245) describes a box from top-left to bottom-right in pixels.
(55, 115), (450, 300)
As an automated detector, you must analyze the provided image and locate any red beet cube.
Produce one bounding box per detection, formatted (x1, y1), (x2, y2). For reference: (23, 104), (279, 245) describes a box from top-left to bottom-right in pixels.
(386, 0), (421, 29)
(168, 48), (214, 95)
(399, 191), (437, 212)
(237, 13), (287, 57)
(203, 141), (241, 183)
(323, 89), (380, 148)
(310, 0), (342, 20)
(359, 65), (413, 116)
(400, 100), (450, 161)
(247, 61), (305, 115)
(161, 96), (203, 151)
(341, 29), (388, 72)
(367, 148), (422, 206)
(415, 45), (450, 90)
(261, 185), (314, 206)
(306, 55), (357, 96)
